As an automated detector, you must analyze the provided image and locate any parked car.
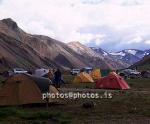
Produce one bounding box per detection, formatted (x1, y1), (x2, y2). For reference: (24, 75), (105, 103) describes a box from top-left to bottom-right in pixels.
(119, 69), (141, 78)
(83, 67), (93, 73)
(1, 68), (27, 77)
(70, 69), (80, 75)
(12, 68), (28, 74)
(8, 68), (28, 76)
(141, 71), (150, 78)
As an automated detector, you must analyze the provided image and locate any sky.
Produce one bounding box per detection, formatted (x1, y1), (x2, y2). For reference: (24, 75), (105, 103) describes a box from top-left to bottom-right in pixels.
(0, 0), (150, 52)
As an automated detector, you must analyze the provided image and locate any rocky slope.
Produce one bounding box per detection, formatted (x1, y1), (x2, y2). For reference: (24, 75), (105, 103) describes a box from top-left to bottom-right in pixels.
(0, 18), (130, 71)
(68, 42), (128, 69)
(130, 55), (150, 70)
(0, 18), (87, 70)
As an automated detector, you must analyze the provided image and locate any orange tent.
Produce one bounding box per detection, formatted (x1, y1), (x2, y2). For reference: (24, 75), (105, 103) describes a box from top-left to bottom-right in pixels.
(0, 74), (59, 106)
(96, 72), (130, 90)
(90, 69), (101, 80)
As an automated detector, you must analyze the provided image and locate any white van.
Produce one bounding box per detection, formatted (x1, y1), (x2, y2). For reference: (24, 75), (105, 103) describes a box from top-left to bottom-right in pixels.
(70, 69), (80, 75)
(13, 68), (28, 74)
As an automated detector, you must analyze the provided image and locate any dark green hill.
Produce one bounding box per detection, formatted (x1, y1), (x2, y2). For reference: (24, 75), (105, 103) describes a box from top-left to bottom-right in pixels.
(130, 55), (150, 70)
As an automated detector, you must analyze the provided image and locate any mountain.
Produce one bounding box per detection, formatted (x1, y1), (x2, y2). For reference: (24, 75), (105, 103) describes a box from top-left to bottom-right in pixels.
(0, 18), (90, 71)
(144, 49), (150, 54)
(0, 18), (127, 71)
(109, 49), (150, 65)
(68, 42), (101, 58)
(90, 47), (109, 56)
(0, 18), (55, 70)
(68, 42), (128, 69)
(130, 55), (150, 70)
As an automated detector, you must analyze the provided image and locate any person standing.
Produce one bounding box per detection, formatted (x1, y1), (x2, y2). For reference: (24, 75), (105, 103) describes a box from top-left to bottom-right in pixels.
(54, 69), (62, 88)
(48, 69), (54, 82)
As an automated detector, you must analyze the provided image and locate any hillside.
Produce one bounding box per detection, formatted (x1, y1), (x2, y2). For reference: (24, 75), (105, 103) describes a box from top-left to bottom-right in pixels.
(0, 18), (128, 70)
(130, 55), (150, 70)
(0, 18), (89, 70)
(68, 41), (128, 69)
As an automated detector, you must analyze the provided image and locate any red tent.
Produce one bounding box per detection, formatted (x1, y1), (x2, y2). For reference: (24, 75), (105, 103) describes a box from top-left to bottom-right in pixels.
(96, 72), (130, 90)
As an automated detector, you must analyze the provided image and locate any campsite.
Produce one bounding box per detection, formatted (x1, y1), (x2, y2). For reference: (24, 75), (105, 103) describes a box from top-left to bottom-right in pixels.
(0, 68), (150, 124)
(0, 4), (150, 123)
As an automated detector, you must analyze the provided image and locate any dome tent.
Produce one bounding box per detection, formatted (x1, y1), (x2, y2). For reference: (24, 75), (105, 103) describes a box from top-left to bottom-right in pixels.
(90, 68), (101, 80)
(34, 68), (49, 77)
(96, 72), (130, 90)
(73, 72), (94, 83)
(0, 74), (59, 106)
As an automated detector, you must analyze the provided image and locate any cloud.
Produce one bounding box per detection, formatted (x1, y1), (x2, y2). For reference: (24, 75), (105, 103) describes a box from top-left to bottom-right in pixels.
(145, 40), (150, 44)
(124, 35), (143, 44)
(81, 0), (105, 4)
(0, 0), (150, 51)
(67, 32), (105, 45)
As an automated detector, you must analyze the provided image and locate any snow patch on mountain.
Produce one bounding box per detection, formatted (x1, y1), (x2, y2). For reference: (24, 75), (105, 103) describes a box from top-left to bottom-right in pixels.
(103, 51), (108, 56)
(110, 52), (125, 56)
(90, 47), (109, 57)
(126, 50), (137, 55)
(109, 49), (150, 65)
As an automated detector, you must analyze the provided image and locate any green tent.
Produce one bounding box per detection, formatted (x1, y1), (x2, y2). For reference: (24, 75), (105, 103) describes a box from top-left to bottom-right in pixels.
(101, 70), (111, 77)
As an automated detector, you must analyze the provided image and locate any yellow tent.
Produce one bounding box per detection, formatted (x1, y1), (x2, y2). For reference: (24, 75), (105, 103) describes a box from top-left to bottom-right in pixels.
(73, 72), (94, 83)
(90, 69), (101, 80)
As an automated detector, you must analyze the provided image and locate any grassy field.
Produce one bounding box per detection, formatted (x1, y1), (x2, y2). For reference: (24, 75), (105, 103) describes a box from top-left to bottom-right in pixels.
(0, 75), (150, 124)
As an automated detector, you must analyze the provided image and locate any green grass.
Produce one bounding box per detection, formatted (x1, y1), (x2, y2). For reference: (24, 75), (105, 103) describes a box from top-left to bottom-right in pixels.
(60, 75), (150, 122)
(59, 90), (150, 121)
(63, 74), (74, 84)
(126, 78), (150, 90)
(0, 74), (150, 123)
(72, 82), (95, 88)
(0, 108), (71, 123)
(137, 64), (150, 70)
(0, 76), (6, 87)
(0, 75), (5, 82)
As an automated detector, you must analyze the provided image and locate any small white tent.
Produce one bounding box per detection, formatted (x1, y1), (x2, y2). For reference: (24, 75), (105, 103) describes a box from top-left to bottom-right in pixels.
(34, 68), (49, 77)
